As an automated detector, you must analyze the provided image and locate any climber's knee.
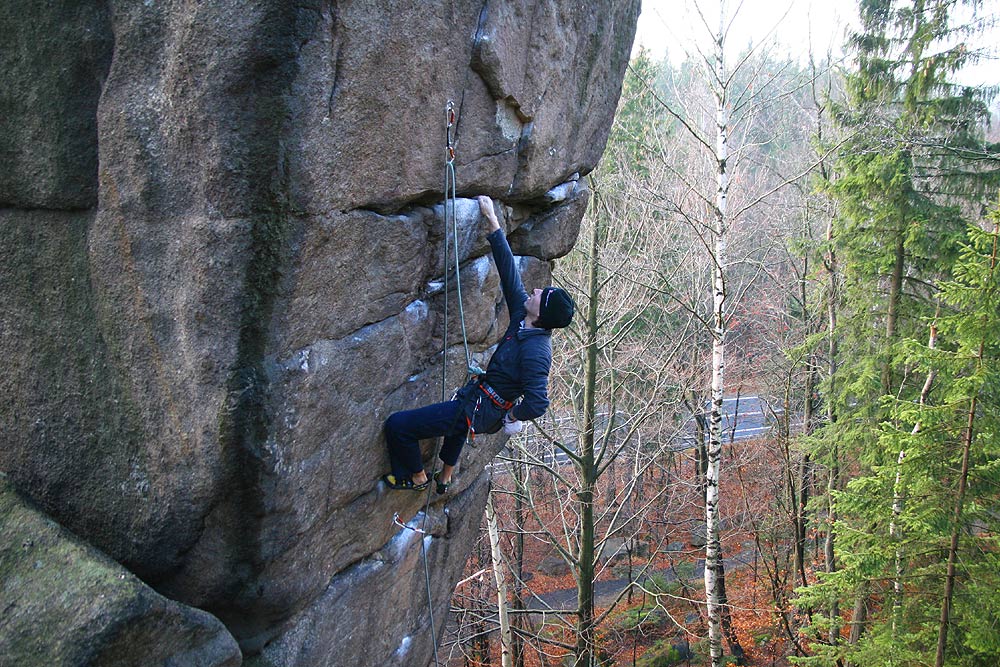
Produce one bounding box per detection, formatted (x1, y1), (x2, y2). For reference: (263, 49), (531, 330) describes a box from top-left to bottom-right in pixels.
(384, 412), (401, 436)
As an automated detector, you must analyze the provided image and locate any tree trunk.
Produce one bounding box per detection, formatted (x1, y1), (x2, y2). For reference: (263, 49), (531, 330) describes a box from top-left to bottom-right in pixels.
(795, 451), (810, 588)
(574, 486), (596, 667)
(486, 493), (514, 667)
(891, 321), (938, 634)
(474, 538), (492, 666)
(936, 226), (999, 666)
(851, 226), (904, 652)
(704, 16), (729, 664)
(889, 428), (914, 633)
(823, 216), (841, 645)
(881, 232), (905, 392)
(935, 395), (976, 667)
(847, 594), (868, 648)
(688, 387), (709, 496)
(573, 184), (601, 667)
(715, 560), (747, 664)
(513, 453), (527, 667)
(797, 252), (816, 588)
(825, 449), (840, 645)
(936, 266), (991, 667)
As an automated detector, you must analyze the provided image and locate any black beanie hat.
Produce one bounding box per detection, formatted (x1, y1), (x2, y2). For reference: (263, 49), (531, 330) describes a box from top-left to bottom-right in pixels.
(535, 287), (575, 329)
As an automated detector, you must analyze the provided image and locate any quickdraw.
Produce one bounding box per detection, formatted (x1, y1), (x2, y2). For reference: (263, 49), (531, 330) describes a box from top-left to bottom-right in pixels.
(393, 512), (428, 535)
(464, 397), (479, 440)
(445, 101), (456, 165)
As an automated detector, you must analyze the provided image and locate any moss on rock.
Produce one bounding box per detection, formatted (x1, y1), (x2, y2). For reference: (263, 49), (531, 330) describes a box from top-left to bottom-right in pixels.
(0, 475), (241, 667)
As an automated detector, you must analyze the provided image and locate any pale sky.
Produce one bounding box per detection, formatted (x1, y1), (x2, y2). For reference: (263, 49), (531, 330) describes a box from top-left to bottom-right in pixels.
(633, 0), (999, 88)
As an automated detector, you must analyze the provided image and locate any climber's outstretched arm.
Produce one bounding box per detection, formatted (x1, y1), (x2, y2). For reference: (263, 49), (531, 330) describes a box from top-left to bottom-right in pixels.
(477, 196), (527, 324)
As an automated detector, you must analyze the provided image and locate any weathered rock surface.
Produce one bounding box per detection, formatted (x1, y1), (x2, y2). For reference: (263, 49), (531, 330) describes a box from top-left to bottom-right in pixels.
(0, 1), (639, 664)
(509, 177), (591, 259)
(0, 475), (241, 667)
(248, 475), (491, 667)
(0, 1), (113, 208)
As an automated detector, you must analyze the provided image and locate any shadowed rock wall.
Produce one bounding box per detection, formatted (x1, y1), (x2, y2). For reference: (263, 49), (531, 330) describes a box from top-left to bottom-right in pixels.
(0, 1), (639, 664)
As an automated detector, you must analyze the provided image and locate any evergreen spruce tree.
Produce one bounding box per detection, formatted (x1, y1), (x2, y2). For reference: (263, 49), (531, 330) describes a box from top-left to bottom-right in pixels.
(795, 1), (998, 664)
(829, 207), (999, 667)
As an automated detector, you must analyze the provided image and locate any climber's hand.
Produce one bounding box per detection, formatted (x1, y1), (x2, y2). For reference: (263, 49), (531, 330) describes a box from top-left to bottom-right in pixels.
(477, 196), (501, 233)
(503, 412), (522, 435)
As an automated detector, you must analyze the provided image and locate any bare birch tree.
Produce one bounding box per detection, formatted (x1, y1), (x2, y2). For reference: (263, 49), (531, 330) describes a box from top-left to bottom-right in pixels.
(630, 1), (829, 663)
(485, 492), (514, 667)
(506, 175), (698, 667)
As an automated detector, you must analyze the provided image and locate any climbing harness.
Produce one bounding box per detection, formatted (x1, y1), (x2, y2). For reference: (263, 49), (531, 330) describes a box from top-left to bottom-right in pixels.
(462, 381), (515, 443)
(478, 380), (514, 410)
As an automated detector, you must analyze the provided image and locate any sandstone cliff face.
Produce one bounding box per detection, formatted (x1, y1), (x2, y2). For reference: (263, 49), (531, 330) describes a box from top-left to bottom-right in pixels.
(0, 1), (638, 665)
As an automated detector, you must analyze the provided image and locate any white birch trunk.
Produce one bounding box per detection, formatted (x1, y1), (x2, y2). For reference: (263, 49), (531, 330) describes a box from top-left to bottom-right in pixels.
(486, 492), (514, 667)
(890, 323), (937, 634)
(889, 446), (907, 635)
(823, 217), (841, 644)
(704, 13), (729, 666)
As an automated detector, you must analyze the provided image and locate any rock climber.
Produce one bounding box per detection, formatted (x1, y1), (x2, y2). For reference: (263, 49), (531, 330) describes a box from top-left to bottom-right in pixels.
(381, 195), (575, 494)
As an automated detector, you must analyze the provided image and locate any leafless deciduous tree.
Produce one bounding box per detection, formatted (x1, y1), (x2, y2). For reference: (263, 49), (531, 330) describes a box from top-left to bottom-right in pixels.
(627, 1), (832, 663)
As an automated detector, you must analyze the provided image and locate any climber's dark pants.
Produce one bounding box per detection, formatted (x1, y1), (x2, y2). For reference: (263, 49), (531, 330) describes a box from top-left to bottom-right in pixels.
(384, 400), (469, 479)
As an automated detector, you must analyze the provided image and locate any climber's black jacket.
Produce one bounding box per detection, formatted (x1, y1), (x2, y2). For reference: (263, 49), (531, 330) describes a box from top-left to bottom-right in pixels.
(456, 228), (551, 432)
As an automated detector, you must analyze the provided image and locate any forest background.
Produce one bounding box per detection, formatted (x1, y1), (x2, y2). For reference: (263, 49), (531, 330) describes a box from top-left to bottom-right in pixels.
(442, 1), (1000, 666)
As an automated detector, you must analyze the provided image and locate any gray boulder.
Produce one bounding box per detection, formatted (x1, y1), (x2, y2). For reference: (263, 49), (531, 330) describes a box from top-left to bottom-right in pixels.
(600, 537), (649, 564)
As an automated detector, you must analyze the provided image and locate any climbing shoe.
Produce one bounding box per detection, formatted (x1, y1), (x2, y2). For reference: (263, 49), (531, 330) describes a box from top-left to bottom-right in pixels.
(433, 471), (451, 495)
(381, 474), (429, 491)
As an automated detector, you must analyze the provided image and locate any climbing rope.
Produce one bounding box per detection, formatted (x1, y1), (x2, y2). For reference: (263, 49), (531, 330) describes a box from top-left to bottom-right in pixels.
(395, 100), (485, 667)
(442, 100), (483, 383)
(417, 99), (464, 667)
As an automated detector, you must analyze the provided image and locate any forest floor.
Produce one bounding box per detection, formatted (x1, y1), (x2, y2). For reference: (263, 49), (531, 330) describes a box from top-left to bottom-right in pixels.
(525, 546), (757, 613)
